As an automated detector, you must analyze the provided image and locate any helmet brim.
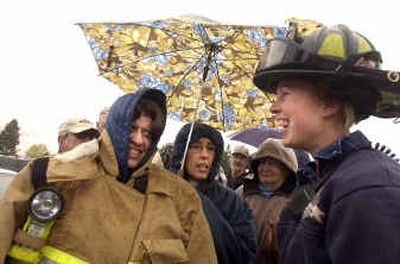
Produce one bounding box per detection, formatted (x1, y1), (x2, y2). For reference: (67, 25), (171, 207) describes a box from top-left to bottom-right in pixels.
(253, 68), (339, 93)
(253, 67), (400, 119)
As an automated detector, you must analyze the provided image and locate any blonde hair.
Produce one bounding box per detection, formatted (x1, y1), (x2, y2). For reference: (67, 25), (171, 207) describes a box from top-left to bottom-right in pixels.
(341, 102), (356, 132)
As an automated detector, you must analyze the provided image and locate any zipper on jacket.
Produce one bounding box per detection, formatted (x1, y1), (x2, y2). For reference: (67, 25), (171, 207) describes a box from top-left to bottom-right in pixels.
(127, 192), (149, 263)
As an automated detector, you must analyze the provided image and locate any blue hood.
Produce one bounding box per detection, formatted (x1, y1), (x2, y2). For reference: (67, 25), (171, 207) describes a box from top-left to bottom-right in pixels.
(170, 123), (224, 181)
(105, 89), (166, 183)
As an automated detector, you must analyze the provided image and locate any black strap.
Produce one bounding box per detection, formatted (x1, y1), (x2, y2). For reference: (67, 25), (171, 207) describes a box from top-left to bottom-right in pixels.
(282, 163), (338, 221)
(133, 174), (148, 194)
(31, 157), (49, 189)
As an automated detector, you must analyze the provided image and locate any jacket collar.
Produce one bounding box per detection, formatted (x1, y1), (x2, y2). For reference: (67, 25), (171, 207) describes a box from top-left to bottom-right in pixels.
(46, 133), (114, 183)
(149, 166), (181, 197)
(54, 139), (99, 163)
(47, 142), (100, 182)
(300, 130), (371, 183)
(125, 164), (178, 197)
(196, 180), (217, 195)
(242, 178), (287, 197)
(98, 130), (119, 178)
(314, 130), (371, 162)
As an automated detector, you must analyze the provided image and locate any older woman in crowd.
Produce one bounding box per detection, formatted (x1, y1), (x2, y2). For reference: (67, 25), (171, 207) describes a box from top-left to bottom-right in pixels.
(237, 138), (298, 264)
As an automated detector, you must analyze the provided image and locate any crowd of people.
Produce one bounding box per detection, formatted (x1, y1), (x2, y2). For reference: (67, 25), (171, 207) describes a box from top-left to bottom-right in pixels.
(1, 22), (400, 264)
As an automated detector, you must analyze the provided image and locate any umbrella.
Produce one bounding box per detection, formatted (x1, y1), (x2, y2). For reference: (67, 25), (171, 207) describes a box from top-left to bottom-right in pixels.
(228, 127), (311, 169)
(229, 126), (281, 148)
(79, 15), (286, 131)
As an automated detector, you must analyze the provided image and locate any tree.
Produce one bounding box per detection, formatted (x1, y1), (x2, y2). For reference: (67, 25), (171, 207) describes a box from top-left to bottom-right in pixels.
(0, 119), (20, 156)
(25, 144), (50, 159)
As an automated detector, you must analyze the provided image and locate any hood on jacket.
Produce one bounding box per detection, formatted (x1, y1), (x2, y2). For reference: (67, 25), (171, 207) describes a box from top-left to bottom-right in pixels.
(250, 138), (298, 193)
(105, 89), (166, 183)
(170, 123), (224, 181)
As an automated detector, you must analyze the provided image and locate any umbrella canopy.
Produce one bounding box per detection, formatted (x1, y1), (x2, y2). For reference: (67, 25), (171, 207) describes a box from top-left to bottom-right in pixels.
(229, 127), (281, 148)
(79, 15), (286, 131)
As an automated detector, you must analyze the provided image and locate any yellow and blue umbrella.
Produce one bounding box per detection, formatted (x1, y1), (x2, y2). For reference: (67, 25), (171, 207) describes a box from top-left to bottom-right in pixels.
(79, 15), (286, 131)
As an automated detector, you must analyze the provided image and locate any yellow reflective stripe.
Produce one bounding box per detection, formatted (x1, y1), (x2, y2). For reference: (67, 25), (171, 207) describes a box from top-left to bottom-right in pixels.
(23, 216), (55, 239)
(318, 33), (346, 58)
(41, 245), (89, 264)
(9, 244), (140, 264)
(23, 216), (32, 230)
(39, 220), (54, 239)
(7, 244), (41, 263)
(356, 35), (373, 53)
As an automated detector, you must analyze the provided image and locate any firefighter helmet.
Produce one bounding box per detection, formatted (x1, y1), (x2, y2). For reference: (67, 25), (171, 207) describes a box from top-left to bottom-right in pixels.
(253, 23), (400, 120)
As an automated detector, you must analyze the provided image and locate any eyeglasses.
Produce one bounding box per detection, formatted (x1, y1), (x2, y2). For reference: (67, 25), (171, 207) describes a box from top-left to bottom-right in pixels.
(232, 153), (248, 160)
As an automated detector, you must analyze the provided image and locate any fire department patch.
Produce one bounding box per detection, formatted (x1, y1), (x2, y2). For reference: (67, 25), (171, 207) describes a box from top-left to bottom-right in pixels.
(302, 192), (325, 224)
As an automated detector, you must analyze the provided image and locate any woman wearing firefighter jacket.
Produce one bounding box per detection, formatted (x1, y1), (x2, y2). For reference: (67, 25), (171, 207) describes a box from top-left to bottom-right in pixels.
(170, 123), (258, 264)
(0, 89), (217, 263)
(253, 23), (400, 264)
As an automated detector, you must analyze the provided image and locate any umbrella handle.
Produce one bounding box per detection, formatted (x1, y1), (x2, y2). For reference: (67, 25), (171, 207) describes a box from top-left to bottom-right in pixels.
(180, 122), (195, 170)
(180, 81), (207, 170)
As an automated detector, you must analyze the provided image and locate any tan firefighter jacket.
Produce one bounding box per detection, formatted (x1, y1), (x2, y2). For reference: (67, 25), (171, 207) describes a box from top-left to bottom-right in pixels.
(0, 132), (217, 263)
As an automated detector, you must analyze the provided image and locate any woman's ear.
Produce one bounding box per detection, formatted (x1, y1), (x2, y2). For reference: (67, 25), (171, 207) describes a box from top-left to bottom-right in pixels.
(322, 98), (342, 118)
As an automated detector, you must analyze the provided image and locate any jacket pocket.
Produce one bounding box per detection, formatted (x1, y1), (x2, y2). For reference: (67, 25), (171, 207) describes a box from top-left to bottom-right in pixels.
(141, 239), (189, 264)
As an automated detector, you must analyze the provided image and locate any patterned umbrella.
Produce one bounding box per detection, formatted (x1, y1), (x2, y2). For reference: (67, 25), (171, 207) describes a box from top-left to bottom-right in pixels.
(79, 15), (286, 131)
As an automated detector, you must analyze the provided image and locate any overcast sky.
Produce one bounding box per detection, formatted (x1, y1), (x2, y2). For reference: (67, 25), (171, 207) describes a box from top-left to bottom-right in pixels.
(1, 0), (399, 155)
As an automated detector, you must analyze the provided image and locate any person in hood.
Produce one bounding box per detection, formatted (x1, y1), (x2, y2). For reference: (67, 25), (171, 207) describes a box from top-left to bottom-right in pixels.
(170, 122), (257, 264)
(237, 138), (298, 264)
(0, 89), (217, 264)
(253, 22), (400, 264)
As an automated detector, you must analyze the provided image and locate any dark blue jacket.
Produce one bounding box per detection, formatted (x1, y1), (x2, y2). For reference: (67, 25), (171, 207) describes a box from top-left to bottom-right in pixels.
(278, 131), (400, 264)
(198, 180), (257, 264)
(171, 123), (257, 264)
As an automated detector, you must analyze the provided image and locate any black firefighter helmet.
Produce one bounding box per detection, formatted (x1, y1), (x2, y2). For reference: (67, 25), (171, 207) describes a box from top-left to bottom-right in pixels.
(253, 22), (400, 121)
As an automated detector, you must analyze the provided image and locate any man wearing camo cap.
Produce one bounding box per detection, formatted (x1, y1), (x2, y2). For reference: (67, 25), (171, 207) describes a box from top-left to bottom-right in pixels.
(58, 117), (100, 153)
(227, 145), (251, 190)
